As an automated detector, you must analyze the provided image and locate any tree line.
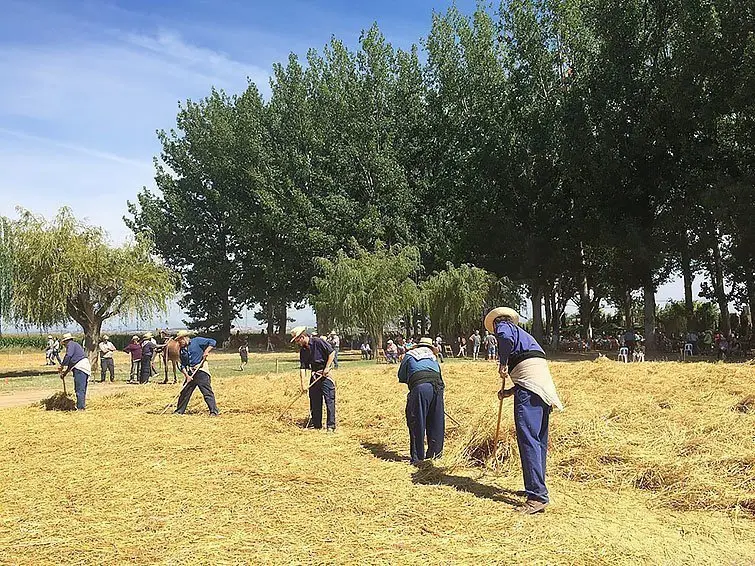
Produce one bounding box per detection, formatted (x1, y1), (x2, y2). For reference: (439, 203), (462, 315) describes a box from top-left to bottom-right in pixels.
(117, 0), (752, 348)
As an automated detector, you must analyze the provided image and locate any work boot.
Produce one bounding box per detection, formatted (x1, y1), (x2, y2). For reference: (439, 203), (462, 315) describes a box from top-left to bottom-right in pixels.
(327, 426), (336, 433)
(518, 499), (547, 514)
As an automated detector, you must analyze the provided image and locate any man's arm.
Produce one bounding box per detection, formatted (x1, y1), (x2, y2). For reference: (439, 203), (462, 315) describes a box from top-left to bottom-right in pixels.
(300, 368), (307, 391)
(323, 350), (335, 375)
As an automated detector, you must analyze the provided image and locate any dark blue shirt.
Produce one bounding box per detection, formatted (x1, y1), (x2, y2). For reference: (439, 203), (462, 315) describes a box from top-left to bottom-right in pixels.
(299, 336), (334, 371)
(496, 321), (545, 368)
(141, 339), (155, 358)
(61, 340), (86, 367)
(179, 337), (216, 371)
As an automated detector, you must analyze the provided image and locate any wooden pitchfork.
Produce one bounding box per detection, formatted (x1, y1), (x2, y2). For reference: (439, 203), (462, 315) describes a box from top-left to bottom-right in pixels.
(277, 371), (326, 420)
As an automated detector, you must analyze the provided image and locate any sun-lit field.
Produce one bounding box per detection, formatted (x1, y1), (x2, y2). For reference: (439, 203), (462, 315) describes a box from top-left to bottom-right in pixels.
(1, 353), (754, 564)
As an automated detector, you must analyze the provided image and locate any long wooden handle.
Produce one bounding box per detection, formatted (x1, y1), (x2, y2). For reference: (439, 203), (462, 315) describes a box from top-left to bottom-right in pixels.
(491, 377), (505, 463)
(62, 377), (67, 396)
(277, 372), (325, 420)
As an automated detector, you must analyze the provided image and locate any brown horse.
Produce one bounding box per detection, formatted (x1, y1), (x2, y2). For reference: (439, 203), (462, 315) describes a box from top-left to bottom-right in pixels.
(161, 338), (182, 384)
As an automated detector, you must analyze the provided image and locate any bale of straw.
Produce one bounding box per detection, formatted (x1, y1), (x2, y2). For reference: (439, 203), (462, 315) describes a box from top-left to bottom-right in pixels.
(40, 391), (77, 411)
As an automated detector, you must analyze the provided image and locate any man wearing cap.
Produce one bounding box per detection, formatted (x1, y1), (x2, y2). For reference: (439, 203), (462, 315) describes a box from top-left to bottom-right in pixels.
(98, 335), (117, 382)
(397, 337), (445, 466)
(124, 335), (142, 383)
(139, 332), (156, 384)
(58, 333), (91, 410)
(484, 307), (563, 514)
(291, 326), (336, 432)
(174, 330), (219, 416)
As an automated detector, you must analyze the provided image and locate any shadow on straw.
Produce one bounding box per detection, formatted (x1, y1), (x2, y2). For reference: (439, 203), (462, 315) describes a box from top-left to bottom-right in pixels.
(361, 442), (410, 463)
(411, 468), (522, 506)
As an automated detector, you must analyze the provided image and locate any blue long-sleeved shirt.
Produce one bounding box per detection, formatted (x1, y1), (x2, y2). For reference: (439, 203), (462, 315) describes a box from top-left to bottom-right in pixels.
(299, 336), (334, 371)
(179, 337), (216, 371)
(495, 321), (545, 370)
(398, 346), (442, 388)
(61, 340), (86, 367)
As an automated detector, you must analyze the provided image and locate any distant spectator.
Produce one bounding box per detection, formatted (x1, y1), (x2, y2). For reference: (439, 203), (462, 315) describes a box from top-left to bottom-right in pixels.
(457, 335), (467, 358)
(328, 331), (340, 369)
(435, 335), (445, 363)
(484, 331), (497, 361)
(98, 335), (117, 382)
(470, 330), (481, 360)
(123, 335), (142, 383)
(386, 340), (399, 363)
(360, 341), (372, 360)
(239, 340), (249, 371)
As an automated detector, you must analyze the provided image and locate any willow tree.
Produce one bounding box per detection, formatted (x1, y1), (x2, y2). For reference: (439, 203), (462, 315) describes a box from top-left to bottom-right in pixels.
(421, 263), (521, 338)
(313, 241), (420, 350)
(8, 208), (176, 368)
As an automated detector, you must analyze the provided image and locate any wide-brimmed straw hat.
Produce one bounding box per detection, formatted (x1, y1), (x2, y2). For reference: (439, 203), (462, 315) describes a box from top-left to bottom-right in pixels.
(414, 337), (435, 349)
(289, 326), (307, 342)
(176, 329), (192, 339)
(101, 334), (109, 341)
(142, 331), (154, 339)
(131, 335), (139, 341)
(484, 307), (520, 333)
(47, 335), (53, 339)
(61, 333), (73, 342)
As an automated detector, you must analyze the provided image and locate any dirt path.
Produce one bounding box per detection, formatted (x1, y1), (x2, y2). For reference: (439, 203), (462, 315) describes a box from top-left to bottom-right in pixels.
(0, 382), (135, 409)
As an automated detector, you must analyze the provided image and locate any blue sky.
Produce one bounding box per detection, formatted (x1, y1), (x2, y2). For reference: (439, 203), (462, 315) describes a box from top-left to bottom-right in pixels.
(0, 0), (697, 332)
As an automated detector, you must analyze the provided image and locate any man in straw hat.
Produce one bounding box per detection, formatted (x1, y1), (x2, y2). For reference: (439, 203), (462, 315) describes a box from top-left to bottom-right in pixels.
(58, 333), (91, 410)
(139, 332), (156, 384)
(484, 306), (564, 514)
(290, 326), (337, 432)
(174, 330), (219, 416)
(98, 334), (117, 382)
(397, 336), (445, 466)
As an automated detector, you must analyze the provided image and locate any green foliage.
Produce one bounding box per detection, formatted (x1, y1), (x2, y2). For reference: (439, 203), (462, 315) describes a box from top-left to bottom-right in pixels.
(657, 301), (721, 334)
(421, 263), (521, 337)
(313, 241), (420, 347)
(0, 335), (47, 350)
(7, 208), (176, 361)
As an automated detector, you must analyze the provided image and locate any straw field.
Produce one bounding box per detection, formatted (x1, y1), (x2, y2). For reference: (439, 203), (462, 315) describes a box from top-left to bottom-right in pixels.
(1, 353), (754, 564)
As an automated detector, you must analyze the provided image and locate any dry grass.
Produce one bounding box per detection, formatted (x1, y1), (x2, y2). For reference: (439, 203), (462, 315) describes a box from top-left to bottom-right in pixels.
(0, 355), (754, 564)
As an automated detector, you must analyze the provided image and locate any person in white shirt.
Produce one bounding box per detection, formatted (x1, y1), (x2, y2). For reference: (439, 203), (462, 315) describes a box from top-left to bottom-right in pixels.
(328, 331), (341, 369)
(98, 335), (117, 382)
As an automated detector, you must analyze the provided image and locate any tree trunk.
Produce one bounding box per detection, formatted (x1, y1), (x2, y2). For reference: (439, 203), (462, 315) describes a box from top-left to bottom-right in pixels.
(550, 290), (561, 350)
(624, 288), (633, 330)
(219, 291), (232, 345)
(579, 242), (593, 340)
(530, 285), (544, 344)
(710, 233), (731, 336)
(82, 318), (103, 371)
(643, 275), (656, 351)
(745, 265), (755, 335)
(276, 300), (288, 339)
(264, 301), (275, 337)
(681, 236), (694, 323)
(544, 288), (552, 340)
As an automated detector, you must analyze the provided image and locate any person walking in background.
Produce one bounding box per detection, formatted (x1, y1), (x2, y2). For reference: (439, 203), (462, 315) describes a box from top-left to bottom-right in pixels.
(98, 334), (117, 382)
(485, 307), (563, 515)
(139, 332), (155, 384)
(291, 326), (336, 432)
(174, 330), (219, 416)
(398, 337), (445, 466)
(457, 335), (467, 357)
(435, 335), (444, 362)
(238, 340), (249, 371)
(45, 335), (55, 365)
(58, 333), (91, 410)
(124, 335), (142, 383)
(328, 330), (340, 369)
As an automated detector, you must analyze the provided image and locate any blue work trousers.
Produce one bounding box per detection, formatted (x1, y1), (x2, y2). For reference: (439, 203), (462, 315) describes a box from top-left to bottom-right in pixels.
(514, 385), (551, 503)
(175, 370), (219, 415)
(72, 368), (88, 410)
(406, 382), (445, 464)
(309, 374), (336, 429)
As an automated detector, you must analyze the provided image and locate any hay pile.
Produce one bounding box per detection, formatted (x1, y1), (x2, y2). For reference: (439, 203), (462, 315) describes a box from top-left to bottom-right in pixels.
(40, 391), (76, 411)
(0, 355), (754, 564)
